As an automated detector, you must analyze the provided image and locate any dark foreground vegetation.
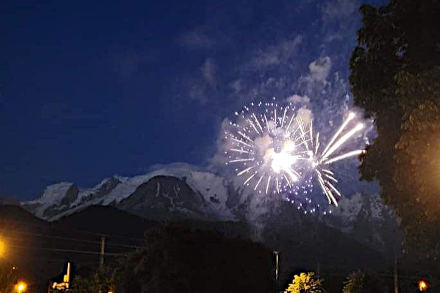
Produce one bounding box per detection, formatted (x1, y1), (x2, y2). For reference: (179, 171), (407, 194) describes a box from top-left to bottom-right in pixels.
(75, 224), (274, 293)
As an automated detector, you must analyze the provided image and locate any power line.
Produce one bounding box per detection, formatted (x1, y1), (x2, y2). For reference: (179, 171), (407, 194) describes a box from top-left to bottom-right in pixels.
(1, 229), (143, 249)
(0, 215), (148, 244)
(7, 244), (128, 257)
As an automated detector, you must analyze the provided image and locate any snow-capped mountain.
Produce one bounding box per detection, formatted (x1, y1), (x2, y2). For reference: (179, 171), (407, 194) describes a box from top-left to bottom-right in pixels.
(22, 163), (236, 222)
(21, 163), (400, 253)
(24, 182), (80, 219)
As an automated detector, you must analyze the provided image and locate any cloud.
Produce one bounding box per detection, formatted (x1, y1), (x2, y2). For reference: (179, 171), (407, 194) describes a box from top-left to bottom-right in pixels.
(322, 0), (358, 22)
(296, 107), (313, 125)
(287, 94), (310, 104)
(209, 118), (234, 169)
(217, 36), (304, 108)
(321, 0), (362, 47)
(251, 36), (303, 68)
(308, 56), (332, 82)
(185, 58), (218, 104)
(188, 82), (208, 104)
(201, 58), (217, 89)
(178, 28), (216, 49)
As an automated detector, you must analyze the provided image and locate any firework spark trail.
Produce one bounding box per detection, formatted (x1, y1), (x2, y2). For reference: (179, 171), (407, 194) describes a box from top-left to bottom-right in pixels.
(320, 122), (364, 162)
(237, 166), (254, 176)
(225, 101), (367, 210)
(323, 149), (365, 165)
(308, 111), (367, 207)
(316, 169), (338, 206)
(320, 112), (355, 157)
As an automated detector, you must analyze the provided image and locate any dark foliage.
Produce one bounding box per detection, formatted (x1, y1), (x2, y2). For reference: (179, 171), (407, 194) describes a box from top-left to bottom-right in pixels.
(349, 0), (440, 259)
(343, 270), (388, 293)
(117, 223), (274, 293)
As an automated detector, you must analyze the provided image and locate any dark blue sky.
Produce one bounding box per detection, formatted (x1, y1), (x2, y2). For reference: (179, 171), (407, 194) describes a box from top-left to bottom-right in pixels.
(1, 0), (385, 199)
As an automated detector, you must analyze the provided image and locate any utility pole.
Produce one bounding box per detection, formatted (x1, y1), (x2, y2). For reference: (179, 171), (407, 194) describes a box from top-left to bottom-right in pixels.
(99, 235), (106, 268)
(273, 250), (279, 292)
(393, 254), (399, 293)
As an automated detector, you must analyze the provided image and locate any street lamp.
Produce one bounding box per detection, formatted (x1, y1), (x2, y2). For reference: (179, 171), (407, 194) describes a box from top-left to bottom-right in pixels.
(418, 279), (429, 292)
(15, 281), (27, 293)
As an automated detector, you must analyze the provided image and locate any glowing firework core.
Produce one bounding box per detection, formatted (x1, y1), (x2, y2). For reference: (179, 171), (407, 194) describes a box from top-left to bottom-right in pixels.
(269, 140), (299, 182)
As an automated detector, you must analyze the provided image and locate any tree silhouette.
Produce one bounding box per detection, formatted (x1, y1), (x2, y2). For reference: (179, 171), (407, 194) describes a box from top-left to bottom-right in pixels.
(70, 267), (116, 293)
(342, 270), (386, 293)
(349, 0), (440, 257)
(116, 223), (274, 293)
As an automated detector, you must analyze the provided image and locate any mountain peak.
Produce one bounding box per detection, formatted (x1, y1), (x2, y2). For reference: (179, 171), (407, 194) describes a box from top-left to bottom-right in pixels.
(24, 182), (79, 218)
(118, 175), (208, 220)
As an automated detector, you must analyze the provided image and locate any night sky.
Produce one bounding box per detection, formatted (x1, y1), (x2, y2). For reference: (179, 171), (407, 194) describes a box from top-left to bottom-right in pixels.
(1, 0), (386, 199)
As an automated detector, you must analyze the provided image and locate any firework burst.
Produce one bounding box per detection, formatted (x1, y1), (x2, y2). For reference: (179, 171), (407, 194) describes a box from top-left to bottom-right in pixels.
(224, 100), (366, 210)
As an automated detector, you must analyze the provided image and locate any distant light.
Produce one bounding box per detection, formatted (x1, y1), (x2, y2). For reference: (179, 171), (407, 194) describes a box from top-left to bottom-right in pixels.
(15, 281), (27, 293)
(0, 239), (5, 258)
(418, 279), (429, 291)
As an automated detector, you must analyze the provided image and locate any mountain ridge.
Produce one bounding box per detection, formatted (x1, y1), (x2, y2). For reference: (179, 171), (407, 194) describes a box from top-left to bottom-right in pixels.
(21, 163), (401, 256)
